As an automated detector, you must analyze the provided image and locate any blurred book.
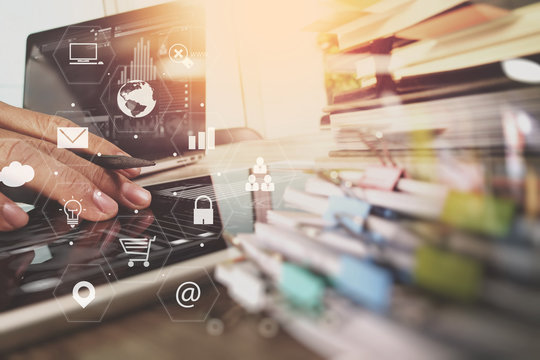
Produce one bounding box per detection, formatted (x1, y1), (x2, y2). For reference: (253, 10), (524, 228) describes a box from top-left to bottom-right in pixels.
(222, 164), (540, 358)
(330, 0), (466, 51)
(315, 1), (540, 112)
(223, 2), (540, 358)
(391, 2), (540, 77)
(303, 0), (409, 32)
(329, 87), (540, 152)
(395, 3), (508, 40)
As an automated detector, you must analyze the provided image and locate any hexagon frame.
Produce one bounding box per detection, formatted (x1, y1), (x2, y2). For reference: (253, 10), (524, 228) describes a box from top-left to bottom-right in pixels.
(97, 214), (173, 284)
(1, 138), (51, 207)
(169, 111), (236, 171)
(168, 43), (189, 64)
(157, 265), (220, 322)
(158, 25), (219, 77)
(50, 110), (109, 166)
(220, 139), (299, 211)
(40, 182), (92, 238)
(99, 65), (173, 135)
(169, 180), (234, 247)
(52, 263), (115, 323)
(53, 25), (116, 85)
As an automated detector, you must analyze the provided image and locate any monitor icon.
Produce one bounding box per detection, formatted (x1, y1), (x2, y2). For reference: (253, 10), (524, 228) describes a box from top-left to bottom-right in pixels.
(69, 43), (104, 65)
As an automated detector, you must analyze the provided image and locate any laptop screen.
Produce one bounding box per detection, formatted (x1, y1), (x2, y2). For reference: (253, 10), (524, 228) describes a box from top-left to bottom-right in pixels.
(23, 1), (205, 159)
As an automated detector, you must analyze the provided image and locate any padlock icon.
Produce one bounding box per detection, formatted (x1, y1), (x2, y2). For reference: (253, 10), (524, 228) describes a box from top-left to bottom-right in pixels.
(193, 195), (213, 225)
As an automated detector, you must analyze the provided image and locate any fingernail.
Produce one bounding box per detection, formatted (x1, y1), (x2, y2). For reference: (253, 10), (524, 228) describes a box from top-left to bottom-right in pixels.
(122, 182), (152, 207)
(2, 203), (29, 229)
(93, 189), (118, 214)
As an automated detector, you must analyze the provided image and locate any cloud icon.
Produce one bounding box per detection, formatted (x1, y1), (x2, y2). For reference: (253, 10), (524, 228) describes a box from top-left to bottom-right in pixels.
(0, 161), (35, 187)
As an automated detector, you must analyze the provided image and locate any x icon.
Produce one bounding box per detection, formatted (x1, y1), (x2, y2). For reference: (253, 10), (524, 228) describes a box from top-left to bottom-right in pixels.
(168, 44), (190, 65)
(174, 48), (184, 59)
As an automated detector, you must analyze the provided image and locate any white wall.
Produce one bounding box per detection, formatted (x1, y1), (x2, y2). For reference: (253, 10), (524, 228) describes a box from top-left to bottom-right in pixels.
(231, 0), (327, 139)
(0, 0), (105, 107)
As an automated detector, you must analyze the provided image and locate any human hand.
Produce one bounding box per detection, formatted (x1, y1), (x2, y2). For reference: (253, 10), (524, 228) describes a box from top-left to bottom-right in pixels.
(0, 102), (152, 231)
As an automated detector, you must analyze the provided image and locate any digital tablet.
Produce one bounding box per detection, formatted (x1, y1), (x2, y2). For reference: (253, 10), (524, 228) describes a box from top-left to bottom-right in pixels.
(0, 168), (300, 351)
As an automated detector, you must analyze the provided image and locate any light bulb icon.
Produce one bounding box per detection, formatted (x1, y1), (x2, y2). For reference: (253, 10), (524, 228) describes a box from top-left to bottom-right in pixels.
(64, 198), (83, 228)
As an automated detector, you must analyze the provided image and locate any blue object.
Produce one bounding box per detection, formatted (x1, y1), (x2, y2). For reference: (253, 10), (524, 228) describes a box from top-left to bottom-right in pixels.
(332, 255), (392, 312)
(324, 196), (371, 234)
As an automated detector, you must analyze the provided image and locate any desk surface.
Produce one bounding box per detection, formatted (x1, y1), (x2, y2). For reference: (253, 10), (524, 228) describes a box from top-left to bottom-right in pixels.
(6, 134), (332, 359)
(7, 285), (320, 360)
(136, 132), (333, 187)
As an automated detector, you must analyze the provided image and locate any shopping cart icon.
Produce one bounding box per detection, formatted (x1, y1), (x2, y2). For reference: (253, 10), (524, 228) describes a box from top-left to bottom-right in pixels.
(119, 236), (156, 268)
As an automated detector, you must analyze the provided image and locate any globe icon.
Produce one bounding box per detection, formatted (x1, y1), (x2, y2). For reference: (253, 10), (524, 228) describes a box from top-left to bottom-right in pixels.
(117, 80), (157, 118)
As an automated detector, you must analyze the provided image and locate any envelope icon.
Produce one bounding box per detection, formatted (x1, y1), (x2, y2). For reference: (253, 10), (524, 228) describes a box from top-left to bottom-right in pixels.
(57, 127), (88, 149)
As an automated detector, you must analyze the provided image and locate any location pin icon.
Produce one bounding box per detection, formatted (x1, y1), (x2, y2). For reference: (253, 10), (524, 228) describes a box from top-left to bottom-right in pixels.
(72, 281), (96, 309)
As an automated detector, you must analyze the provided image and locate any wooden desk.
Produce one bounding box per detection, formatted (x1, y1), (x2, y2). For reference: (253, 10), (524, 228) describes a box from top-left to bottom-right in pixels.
(6, 134), (332, 359)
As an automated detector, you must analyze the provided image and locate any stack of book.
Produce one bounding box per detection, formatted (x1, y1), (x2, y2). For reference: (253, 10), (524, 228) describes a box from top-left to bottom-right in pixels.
(216, 162), (540, 358)
(216, 156), (540, 357)
(311, 0), (540, 109)
(213, 1), (540, 358)
(313, 1), (540, 153)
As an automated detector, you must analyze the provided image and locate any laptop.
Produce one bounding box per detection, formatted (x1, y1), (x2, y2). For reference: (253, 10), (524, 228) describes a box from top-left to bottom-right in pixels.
(0, 1), (258, 351)
(23, 1), (207, 175)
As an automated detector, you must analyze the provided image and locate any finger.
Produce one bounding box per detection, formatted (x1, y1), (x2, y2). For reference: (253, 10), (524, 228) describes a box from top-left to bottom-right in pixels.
(0, 102), (141, 176)
(0, 128), (144, 204)
(75, 165), (152, 211)
(0, 128), (140, 180)
(0, 193), (29, 231)
(0, 139), (117, 222)
(24, 136), (152, 209)
(1, 135), (151, 212)
(117, 167), (141, 179)
(0, 129), (141, 179)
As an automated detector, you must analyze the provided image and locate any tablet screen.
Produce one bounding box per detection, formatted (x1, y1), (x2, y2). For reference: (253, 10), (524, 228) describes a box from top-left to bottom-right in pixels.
(0, 166), (297, 316)
(24, 2), (206, 159)
(0, 174), (228, 312)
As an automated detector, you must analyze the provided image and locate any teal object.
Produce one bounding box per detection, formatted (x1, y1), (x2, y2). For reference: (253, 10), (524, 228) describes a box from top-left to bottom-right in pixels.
(279, 262), (325, 309)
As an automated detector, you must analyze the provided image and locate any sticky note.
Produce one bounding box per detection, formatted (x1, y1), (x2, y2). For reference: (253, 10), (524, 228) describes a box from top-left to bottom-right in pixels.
(441, 191), (515, 237)
(332, 256), (392, 312)
(279, 262), (325, 309)
(324, 196), (371, 234)
(414, 246), (482, 301)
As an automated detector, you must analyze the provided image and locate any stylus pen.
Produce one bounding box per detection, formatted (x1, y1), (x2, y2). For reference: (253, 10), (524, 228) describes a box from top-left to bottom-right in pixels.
(77, 154), (156, 169)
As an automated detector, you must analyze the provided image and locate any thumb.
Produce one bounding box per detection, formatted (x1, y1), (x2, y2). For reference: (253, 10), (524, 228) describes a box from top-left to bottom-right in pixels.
(0, 193), (29, 232)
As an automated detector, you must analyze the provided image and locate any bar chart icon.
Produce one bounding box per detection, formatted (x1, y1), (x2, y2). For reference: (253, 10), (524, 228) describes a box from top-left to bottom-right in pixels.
(117, 37), (157, 85)
(188, 127), (215, 150)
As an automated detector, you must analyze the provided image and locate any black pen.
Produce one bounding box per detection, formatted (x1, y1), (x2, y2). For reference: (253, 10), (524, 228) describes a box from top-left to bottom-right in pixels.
(77, 154), (156, 169)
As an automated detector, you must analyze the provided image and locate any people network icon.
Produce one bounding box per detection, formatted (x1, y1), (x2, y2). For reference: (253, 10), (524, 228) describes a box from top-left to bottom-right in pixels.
(245, 157), (274, 192)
